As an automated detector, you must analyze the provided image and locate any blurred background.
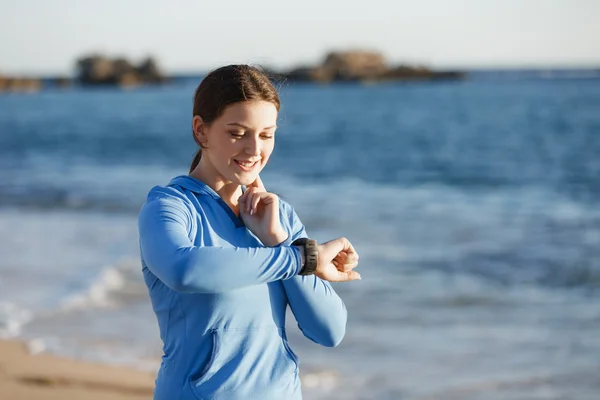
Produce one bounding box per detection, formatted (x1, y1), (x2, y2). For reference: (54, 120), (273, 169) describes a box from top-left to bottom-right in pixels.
(1, 1), (599, 399)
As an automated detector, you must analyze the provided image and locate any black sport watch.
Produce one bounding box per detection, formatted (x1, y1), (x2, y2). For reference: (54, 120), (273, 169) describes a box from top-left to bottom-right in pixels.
(292, 238), (318, 275)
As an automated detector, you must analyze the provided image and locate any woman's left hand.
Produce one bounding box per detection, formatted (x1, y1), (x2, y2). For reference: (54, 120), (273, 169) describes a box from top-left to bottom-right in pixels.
(238, 176), (288, 247)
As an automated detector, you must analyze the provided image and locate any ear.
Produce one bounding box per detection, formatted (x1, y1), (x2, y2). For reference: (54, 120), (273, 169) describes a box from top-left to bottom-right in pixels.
(192, 115), (208, 145)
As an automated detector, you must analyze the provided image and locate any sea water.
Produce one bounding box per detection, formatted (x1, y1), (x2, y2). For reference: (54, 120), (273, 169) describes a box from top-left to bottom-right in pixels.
(1, 74), (599, 399)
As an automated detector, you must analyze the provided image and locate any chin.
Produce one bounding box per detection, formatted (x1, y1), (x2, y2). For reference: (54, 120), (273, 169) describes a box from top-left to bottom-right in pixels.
(237, 174), (259, 186)
(226, 171), (255, 186)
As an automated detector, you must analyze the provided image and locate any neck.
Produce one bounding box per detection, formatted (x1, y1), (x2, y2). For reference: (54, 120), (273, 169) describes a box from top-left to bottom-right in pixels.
(189, 159), (242, 208)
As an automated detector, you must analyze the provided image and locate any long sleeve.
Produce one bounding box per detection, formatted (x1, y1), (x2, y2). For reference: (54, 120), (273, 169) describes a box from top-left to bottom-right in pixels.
(138, 196), (303, 294)
(279, 204), (348, 347)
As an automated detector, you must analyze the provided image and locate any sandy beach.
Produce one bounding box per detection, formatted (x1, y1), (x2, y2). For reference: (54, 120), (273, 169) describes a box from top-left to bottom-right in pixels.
(0, 340), (155, 400)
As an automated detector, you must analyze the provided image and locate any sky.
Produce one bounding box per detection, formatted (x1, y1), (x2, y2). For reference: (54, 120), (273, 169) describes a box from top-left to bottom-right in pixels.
(1, 0), (599, 75)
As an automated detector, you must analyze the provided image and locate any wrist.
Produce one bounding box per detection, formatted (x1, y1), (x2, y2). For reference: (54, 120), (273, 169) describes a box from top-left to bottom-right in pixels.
(263, 229), (289, 247)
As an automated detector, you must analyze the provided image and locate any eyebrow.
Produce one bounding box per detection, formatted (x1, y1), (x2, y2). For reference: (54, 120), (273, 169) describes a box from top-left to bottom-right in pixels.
(226, 122), (277, 130)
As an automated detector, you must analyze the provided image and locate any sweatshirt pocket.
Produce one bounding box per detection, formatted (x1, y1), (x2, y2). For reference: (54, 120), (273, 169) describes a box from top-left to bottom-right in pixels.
(189, 327), (299, 399)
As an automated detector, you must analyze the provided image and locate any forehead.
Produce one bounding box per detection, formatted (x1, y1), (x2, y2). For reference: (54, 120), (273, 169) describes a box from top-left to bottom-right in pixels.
(219, 101), (278, 128)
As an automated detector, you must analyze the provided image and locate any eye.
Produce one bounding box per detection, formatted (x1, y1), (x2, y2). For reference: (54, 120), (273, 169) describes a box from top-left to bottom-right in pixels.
(261, 130), (276, 139)
(229, 132), (244, 139)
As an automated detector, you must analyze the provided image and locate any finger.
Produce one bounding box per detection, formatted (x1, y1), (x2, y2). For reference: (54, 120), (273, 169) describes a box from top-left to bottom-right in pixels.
(339, 260), (359, 272)
(343, 242), (359, 261)
(341, 251), (359, 264)
(346, 270), (361, 281)
(329, 237), (358, 260)
(248, 191), (259, 214)
(243, 186), (261, 200)
(337, 251), (352, 262)
(251, 192), (277, 214)
(260, 193), (277, 205)
(250, 192), (262, 215)
(331, 269), (361, 282)
(238, 196), (247, 215)
(250, 175), (266, 191)
(332, 257), (358, 272)
(332, 253), (350, 264)
(242, 188), (257, 213)
(239, 192), (251, 214)
(238, 187), (252, 203)
(322, 238), (345, 256)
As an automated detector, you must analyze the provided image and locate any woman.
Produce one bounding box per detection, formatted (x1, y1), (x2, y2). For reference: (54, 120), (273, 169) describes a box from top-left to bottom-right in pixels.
(138, 64), (361, 400)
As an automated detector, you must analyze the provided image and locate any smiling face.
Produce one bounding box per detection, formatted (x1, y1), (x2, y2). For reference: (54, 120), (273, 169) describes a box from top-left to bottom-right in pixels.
(193, 100), (278, 187)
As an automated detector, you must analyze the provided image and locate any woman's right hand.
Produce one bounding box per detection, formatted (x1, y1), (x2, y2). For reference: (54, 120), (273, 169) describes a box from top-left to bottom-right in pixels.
(296, 237), (361, 282)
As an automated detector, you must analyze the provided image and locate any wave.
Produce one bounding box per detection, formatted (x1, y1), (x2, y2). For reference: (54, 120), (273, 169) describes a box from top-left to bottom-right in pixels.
(60, 257), (148, 312)
(0, 189), (142, 213)
(0, 302), (33, 339)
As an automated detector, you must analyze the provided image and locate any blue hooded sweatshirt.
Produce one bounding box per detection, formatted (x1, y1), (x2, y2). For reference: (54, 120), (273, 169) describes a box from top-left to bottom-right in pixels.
(138, 175), (347, 400)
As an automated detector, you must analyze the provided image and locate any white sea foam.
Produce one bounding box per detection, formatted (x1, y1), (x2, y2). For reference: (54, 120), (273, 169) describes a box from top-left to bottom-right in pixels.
(27, 338), (47, 355)
(0, 302), (33, 339)
(60, 266), (126, 310)
(59, 257), (147, 311)
(301, 369), (340, 391)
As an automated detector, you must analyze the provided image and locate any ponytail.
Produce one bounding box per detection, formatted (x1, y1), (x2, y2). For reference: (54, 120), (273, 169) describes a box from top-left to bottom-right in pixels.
(189, 149), (202, 173)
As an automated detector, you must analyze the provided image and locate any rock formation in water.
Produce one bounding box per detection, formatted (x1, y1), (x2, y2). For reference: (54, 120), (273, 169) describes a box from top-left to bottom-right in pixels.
(75, 55), (167, 86)
(1, 50), (466, 93)
(280, 50), (464, 83)
(0, 75), (43, 93)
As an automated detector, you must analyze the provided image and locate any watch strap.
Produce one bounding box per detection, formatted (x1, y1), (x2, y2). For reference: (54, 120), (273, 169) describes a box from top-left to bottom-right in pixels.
(292, 238), (318, 275)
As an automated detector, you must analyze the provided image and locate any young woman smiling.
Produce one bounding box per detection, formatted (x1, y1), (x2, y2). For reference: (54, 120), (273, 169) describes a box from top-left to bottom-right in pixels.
(138, 64), (361, 400)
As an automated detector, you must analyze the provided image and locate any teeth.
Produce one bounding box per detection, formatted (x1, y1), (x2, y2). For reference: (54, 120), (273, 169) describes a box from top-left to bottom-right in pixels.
(235, 160), (258, 168)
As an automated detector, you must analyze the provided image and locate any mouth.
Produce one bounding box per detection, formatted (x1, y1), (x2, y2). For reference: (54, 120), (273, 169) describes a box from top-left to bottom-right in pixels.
(234, 159), (260, 172)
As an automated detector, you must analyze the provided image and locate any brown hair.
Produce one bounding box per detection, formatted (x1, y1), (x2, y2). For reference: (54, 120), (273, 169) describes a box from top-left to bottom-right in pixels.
(189, 65), (281, 173)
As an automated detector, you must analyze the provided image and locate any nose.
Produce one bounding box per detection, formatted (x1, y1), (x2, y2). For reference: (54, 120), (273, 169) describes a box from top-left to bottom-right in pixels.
(245, 137), (261, 157)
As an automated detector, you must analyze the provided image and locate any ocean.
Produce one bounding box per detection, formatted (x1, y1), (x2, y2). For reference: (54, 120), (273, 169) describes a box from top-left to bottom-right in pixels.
(1, 73), (599, 399)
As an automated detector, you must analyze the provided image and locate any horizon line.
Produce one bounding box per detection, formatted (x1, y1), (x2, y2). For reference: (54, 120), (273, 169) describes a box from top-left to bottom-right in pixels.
(3, 63), (600, 79)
